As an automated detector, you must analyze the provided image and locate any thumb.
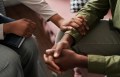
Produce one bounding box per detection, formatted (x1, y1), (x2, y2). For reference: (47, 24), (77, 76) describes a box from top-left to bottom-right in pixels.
(54, 43), (64, 58)
(54, 50), (60, 58)
(61, 26), (73, 31)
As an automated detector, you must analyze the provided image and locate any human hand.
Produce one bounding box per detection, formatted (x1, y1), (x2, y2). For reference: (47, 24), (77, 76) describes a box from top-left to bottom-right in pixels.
(44, 37), (71, 74)
(71, 16), (89, 35)
(59, 16), (89, 35)
(3, 18), (36, 37)
(44, 52), (61, 74)
(44, 49), (83, 73)
(46, 40), (70, 58)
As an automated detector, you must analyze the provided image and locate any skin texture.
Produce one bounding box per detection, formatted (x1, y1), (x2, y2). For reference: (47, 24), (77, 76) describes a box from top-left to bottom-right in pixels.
(3, 18), (36, 37)
(44, 16), (89, 73)
(49, 14), (88, 35)
(44, 49), (88, 73)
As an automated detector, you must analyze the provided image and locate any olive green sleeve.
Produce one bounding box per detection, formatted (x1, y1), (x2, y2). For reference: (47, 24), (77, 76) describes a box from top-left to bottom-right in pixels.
(88, 55), (120, 75)
(65, 0), (110, 45)
(77, 0), (110, 27)
(65, 28), (81, 43)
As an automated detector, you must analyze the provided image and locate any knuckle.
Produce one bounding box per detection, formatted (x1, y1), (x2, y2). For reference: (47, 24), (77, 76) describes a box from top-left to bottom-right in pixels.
(21, 18), (27, 21)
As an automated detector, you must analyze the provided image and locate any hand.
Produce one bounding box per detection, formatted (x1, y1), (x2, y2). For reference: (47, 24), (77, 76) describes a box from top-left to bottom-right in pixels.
(54, 49), (81, 71)
(44, 53), (61, 74)
(59, 16), (89, 35)
(46, 40), (70, 58)
(71, 16), (89, 35)
(44, 49), (87, 73)
(49, 14), (89, 34)
(3, 18), (36, 37)
(58, 19), (73, 31)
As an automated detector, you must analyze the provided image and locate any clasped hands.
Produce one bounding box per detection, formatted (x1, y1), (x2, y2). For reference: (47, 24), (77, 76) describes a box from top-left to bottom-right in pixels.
(44, 16), (89, 74)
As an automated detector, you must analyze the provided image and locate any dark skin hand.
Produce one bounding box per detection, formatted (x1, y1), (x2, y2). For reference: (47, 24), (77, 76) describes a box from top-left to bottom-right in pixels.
(44, 15), (89, 73)
(3, 18), (36, 37)
(44, 49), (88, 73)
(46, 16), (89, 58)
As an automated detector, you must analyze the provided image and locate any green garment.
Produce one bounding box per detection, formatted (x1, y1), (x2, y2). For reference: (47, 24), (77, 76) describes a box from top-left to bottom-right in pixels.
(88, 55), (120, 76)
(68, 0), (120, 42)
(66, 0), (120, 76)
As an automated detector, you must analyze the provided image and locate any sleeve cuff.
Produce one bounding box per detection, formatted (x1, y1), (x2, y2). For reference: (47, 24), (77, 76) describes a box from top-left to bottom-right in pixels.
(88, 55), (106, 74)
(65, 28), (81, 43)
(0, 24), (4, 40)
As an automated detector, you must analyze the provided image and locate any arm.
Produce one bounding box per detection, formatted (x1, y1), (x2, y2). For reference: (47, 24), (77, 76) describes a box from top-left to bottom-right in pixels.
(19, 0), (67, 29)
(19, 0), (57, 21)
(46, 48), (120, 75)
(88, 55), (120, 75)
(77, 0), (110, 27)
(59, 0), (110, 44)
(19, 0), (87, 31)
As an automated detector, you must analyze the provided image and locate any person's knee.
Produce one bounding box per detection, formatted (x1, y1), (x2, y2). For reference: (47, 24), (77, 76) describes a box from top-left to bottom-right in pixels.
(20, 37), (38, 60)
(0, 45), (21, 71)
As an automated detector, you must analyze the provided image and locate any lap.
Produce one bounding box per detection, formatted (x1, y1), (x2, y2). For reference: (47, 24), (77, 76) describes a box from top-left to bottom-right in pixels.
(0, 44), (20, 71)
(73, 20), (120, 55)
(0, 37), (38, 67)
(56, 20), (120, 55)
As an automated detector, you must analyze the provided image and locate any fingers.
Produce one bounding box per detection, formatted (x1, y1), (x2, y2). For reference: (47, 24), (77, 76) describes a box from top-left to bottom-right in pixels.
(22, 18), (36, 37)
(77, 16), (89, 30)
(48, 65), (61, 74)
(71, 16), (89, 35)
(54, 42), (64, 58)
(46, 49), (55, 55)
(46, 43), (64, 58)
(44, 54), (61, 73)
(60, 21), (73, 31)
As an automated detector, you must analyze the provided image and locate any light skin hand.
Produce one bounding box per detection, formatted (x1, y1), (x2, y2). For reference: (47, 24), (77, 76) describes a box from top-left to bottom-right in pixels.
(49, 14), (88, 32)
(72, 16), (89, 35)
(58, 17), (89, 34)
(49, 14), (73, 31)
(3, 18), (36, 37)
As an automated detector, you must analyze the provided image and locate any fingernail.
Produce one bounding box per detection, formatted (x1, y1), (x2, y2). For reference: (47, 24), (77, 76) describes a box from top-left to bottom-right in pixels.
(46, 50), (49, 52)
(46, 49), (51, 53)
(54, 53), (58, 57)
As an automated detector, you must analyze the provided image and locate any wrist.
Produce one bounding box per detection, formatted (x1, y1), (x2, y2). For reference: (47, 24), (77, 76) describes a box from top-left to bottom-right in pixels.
(76, 54), (88, 68)
(60, 33), (74, 46)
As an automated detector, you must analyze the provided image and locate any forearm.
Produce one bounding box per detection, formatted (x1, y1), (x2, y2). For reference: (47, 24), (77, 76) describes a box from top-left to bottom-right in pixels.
(59, 33), (74, 47)
(77, 0), (109, 27)
(88, 55), (120, 75)
(48, 14), (64, 28)
(19, 0), (57, 21)
(74, 54), (120, 75)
